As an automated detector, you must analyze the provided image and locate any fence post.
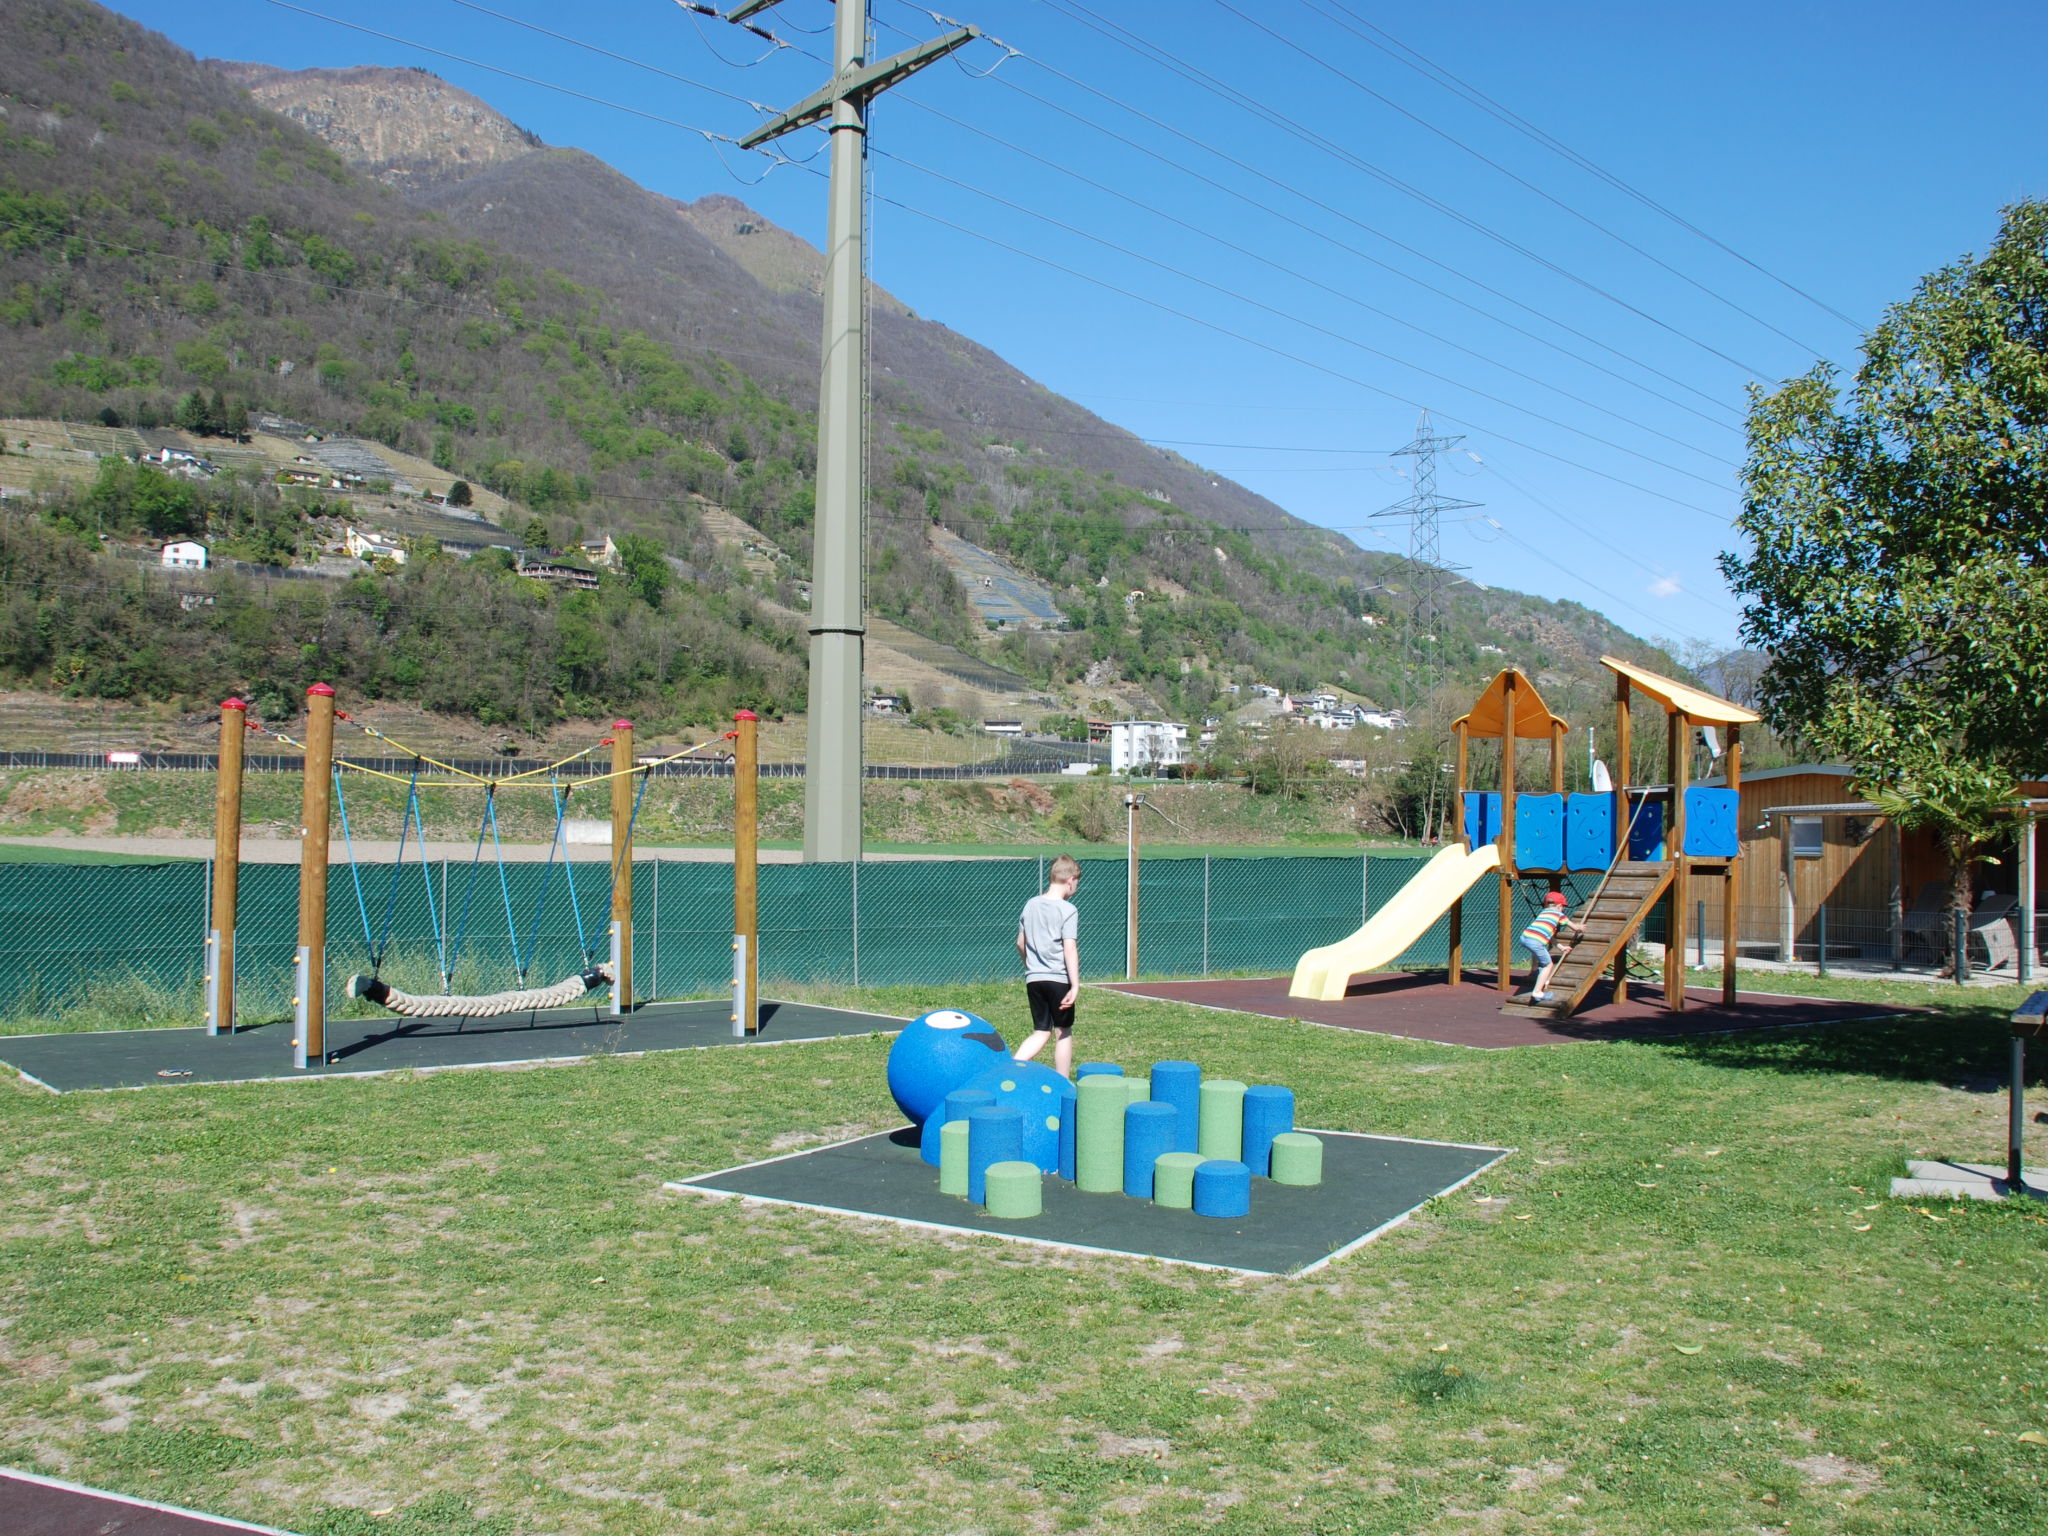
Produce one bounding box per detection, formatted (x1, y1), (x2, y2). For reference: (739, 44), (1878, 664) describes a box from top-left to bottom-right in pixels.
(1816, 903), (1828, 979)
(851, 855), (861, 987)
(651, 856), (660, 1001)
(1955, 908), (1970, 986)
(1202, 854), (1211, 977)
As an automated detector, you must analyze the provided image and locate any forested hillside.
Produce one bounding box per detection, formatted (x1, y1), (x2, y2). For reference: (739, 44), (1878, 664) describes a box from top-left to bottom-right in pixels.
(0, 0), (1668, 734)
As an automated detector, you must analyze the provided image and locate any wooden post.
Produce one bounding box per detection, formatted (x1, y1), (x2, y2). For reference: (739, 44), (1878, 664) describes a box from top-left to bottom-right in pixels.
(1497, 673), (1519, 993)
(609, 719), (635, 1015)
(1126, 792), (1141, 981)
(1449, 721), (1468, 985)
(1667, 710), (1689, 1010)
(207, 698), (246, 1035)
(1548, 721), (1565, 794)
(1612, 671), (1631, 1004)
(294, 684), (335, 1071)
(732, 710), (760, 1036)
(1722, 724), (1742, 1006)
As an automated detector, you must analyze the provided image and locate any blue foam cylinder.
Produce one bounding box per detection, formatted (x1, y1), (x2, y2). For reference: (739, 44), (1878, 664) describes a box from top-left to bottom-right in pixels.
(1241, 1085), (1295, 1177)
(1058, 1085), (1078, 1181)
(1122, 1101), (1177, 1199)
(966, 1106), (1024, 1205)
(1076, 1062), (1124, 1079)
(1149, 1060), (1201, 1154)
(921, 1087), (996, 1167)
(1192, 1159), (1251, 1219)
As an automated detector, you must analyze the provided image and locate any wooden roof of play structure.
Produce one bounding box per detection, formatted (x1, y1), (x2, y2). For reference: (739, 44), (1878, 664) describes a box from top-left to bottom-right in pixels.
(1600, 655), (1761, 726)
(1454, 669), (1569, 739)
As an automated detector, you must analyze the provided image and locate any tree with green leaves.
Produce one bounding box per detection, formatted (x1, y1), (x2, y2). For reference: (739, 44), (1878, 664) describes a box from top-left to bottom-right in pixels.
(1721, 200), (2048, 929)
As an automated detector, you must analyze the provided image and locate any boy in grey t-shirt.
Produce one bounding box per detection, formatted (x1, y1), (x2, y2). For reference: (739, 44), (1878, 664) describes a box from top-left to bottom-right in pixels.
(1014, 854), (1081, 1078)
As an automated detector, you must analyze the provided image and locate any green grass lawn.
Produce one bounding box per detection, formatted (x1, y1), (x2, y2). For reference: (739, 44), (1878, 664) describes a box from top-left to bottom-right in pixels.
(0, 841), (191, 865)
(2, 973), (2045, 1534)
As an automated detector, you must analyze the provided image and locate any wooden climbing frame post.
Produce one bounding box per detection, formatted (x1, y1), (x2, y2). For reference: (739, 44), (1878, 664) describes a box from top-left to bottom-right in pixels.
(1722, 725), (1742, 1006)
(609, 720), (635, 1016)
(294, 684), (335, 1070)
(207, 697), (245, 1035)
(1611, 670), (1632, 1006)
(1449, 720), (1468, 985)
(732, 710), (760, 1037)
(1496, 673), (1519, 993)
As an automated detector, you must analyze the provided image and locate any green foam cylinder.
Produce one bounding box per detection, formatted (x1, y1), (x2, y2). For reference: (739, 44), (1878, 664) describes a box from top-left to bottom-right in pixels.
(1152, 1151), (1204, 1209)
(939, 1118), (972, 1198)
(1124, 1075), (1152, 1107)
(1076, 1075), (1128, 1193)
(1198, 1079), (1248, 1162)
(984, 1160), (1043, 1219)
(1269, 1131), (1323, 1187)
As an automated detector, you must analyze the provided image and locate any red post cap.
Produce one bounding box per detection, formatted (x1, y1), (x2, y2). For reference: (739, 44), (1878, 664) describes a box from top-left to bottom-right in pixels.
(613, 719), (634, 730)
(307, 683), (335, 697)
(734, 709), (759, 722)
(221, 698), (246, 711)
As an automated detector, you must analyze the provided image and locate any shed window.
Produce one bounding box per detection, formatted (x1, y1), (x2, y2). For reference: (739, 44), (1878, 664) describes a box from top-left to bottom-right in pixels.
(1790, 817), (1825, 859)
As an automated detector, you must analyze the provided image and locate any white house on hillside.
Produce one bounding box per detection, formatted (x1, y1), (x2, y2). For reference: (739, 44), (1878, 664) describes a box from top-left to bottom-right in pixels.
(345, 526), (407, 565)
(160, 540), (207, 570)
(1108, 720), (1185, 774)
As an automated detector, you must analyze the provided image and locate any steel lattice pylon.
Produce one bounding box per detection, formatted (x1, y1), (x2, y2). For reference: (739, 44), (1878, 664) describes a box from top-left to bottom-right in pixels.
(1371, 409), (1480, 693)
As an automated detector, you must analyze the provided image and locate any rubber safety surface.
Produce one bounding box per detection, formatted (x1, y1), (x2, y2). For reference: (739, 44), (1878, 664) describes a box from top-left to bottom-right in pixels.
(671, 1125), (1507, 1275)
(0, 998), (901, 1093)
(1, 1468), (298, 1535)
(1102, 972), (1918, 1050)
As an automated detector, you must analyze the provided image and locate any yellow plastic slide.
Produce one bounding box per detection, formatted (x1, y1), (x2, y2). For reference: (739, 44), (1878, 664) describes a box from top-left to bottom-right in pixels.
(1289, 841), (1502, 1001)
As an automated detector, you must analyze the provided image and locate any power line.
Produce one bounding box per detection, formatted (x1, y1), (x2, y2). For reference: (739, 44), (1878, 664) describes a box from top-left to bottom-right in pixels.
(1214, 0), (1828, 357)
(1304, 0), (1865, 333)
(883, 95), (1739, 466)
(875, 149), (1737, 490)
(878, 12), (1743, 426)
(211, 8), (1733, 516)
(440, 0), (1749, 460)
(1034, 0), (1780, 381)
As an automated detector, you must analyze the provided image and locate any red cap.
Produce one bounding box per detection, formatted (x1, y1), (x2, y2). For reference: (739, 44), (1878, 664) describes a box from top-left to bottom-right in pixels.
(307, 683), (335, 697)
(1545, 891), (1569, 906)
(221, 698), (246, 711)
(734, 709), (759, 722)
(613, 719), (634, 730)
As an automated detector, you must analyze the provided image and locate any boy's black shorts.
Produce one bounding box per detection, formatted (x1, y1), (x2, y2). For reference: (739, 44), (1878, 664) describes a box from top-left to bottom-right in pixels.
(1026, 979), (1076, 1034)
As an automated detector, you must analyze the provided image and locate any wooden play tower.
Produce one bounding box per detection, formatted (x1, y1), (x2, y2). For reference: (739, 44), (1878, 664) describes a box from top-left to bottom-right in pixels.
(1453, 658), (1759, 1020)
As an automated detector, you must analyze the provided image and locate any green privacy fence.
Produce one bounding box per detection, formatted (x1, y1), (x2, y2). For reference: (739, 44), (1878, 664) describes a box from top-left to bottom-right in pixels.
(0, 853), (1618, 1024)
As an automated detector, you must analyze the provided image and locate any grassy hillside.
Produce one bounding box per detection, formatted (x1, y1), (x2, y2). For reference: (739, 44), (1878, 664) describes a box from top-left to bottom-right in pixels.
(0, 0), (1683, 740)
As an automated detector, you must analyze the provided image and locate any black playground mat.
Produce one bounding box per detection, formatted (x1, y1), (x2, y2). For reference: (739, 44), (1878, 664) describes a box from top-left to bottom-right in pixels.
(0, 999), (902, 1093)
(669, 1125), (1508, 1276)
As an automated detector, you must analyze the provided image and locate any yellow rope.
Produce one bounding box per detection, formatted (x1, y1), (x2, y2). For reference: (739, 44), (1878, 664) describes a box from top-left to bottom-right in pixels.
(338, 720), (607, 783)
(260, 733), (735, 789)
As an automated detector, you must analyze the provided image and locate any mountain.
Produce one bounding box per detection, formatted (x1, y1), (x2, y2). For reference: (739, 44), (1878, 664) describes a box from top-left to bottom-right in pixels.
(0, 0), (1673, 736)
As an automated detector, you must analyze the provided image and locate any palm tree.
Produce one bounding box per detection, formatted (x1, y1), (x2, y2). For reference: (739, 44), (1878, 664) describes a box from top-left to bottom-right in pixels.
(1859, 762), (2019, 971)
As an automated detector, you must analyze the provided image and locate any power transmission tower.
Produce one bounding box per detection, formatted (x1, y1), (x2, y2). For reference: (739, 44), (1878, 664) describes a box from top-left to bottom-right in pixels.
(733, 1), (977, 862)
(1371, 409), (1479, 697)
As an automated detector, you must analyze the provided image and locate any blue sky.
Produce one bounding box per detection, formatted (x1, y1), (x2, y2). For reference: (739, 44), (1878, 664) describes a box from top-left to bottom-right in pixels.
(105, 0), (2048, 650)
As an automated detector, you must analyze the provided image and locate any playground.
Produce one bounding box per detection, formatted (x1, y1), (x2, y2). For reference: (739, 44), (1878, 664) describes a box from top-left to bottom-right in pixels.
(0, 668), (2043, 1535)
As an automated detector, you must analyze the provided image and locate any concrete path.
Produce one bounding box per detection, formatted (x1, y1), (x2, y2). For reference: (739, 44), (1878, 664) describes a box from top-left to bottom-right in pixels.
(1890, 1159), (2048, 1202)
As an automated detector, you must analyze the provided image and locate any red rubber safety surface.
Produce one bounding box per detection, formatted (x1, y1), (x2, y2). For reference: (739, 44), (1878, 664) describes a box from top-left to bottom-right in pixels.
(1100, 972), (1919, 1050)
(0, 1469), (299, 1535)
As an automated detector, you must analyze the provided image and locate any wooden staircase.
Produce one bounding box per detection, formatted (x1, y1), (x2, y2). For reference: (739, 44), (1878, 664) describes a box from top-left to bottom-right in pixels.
(1501, 861), (1675, 1020)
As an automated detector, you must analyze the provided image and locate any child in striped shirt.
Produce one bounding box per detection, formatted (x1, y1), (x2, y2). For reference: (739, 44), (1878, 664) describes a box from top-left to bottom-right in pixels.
(1520, 891), (1585, 1003)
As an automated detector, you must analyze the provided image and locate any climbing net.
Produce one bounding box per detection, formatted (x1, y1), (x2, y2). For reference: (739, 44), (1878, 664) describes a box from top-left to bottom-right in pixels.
(252, 714), (735, 1009)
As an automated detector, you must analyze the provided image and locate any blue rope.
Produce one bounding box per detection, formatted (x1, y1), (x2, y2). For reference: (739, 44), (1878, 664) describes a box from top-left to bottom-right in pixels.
(559, 782), (593, 965)
(590, 769), (653, 962)
(370, 760), (423, 971)
(446, 786), (497, 991)
(334, 766), (374, 958)
(516, 782), (572, 983)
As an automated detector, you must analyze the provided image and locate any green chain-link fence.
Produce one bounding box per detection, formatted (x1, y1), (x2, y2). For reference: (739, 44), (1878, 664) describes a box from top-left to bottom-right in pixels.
(0, 853), (1615, 1026)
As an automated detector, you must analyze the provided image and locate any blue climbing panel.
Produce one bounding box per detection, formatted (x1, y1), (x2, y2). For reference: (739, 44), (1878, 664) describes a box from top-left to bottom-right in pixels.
(1683, 787), (1740, 857)
(1462, 792), (1501, 847)
(1564, 794), (1615, 871)
(1627, 796), (1665, 861)
(1513, 793), (1565, 870)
